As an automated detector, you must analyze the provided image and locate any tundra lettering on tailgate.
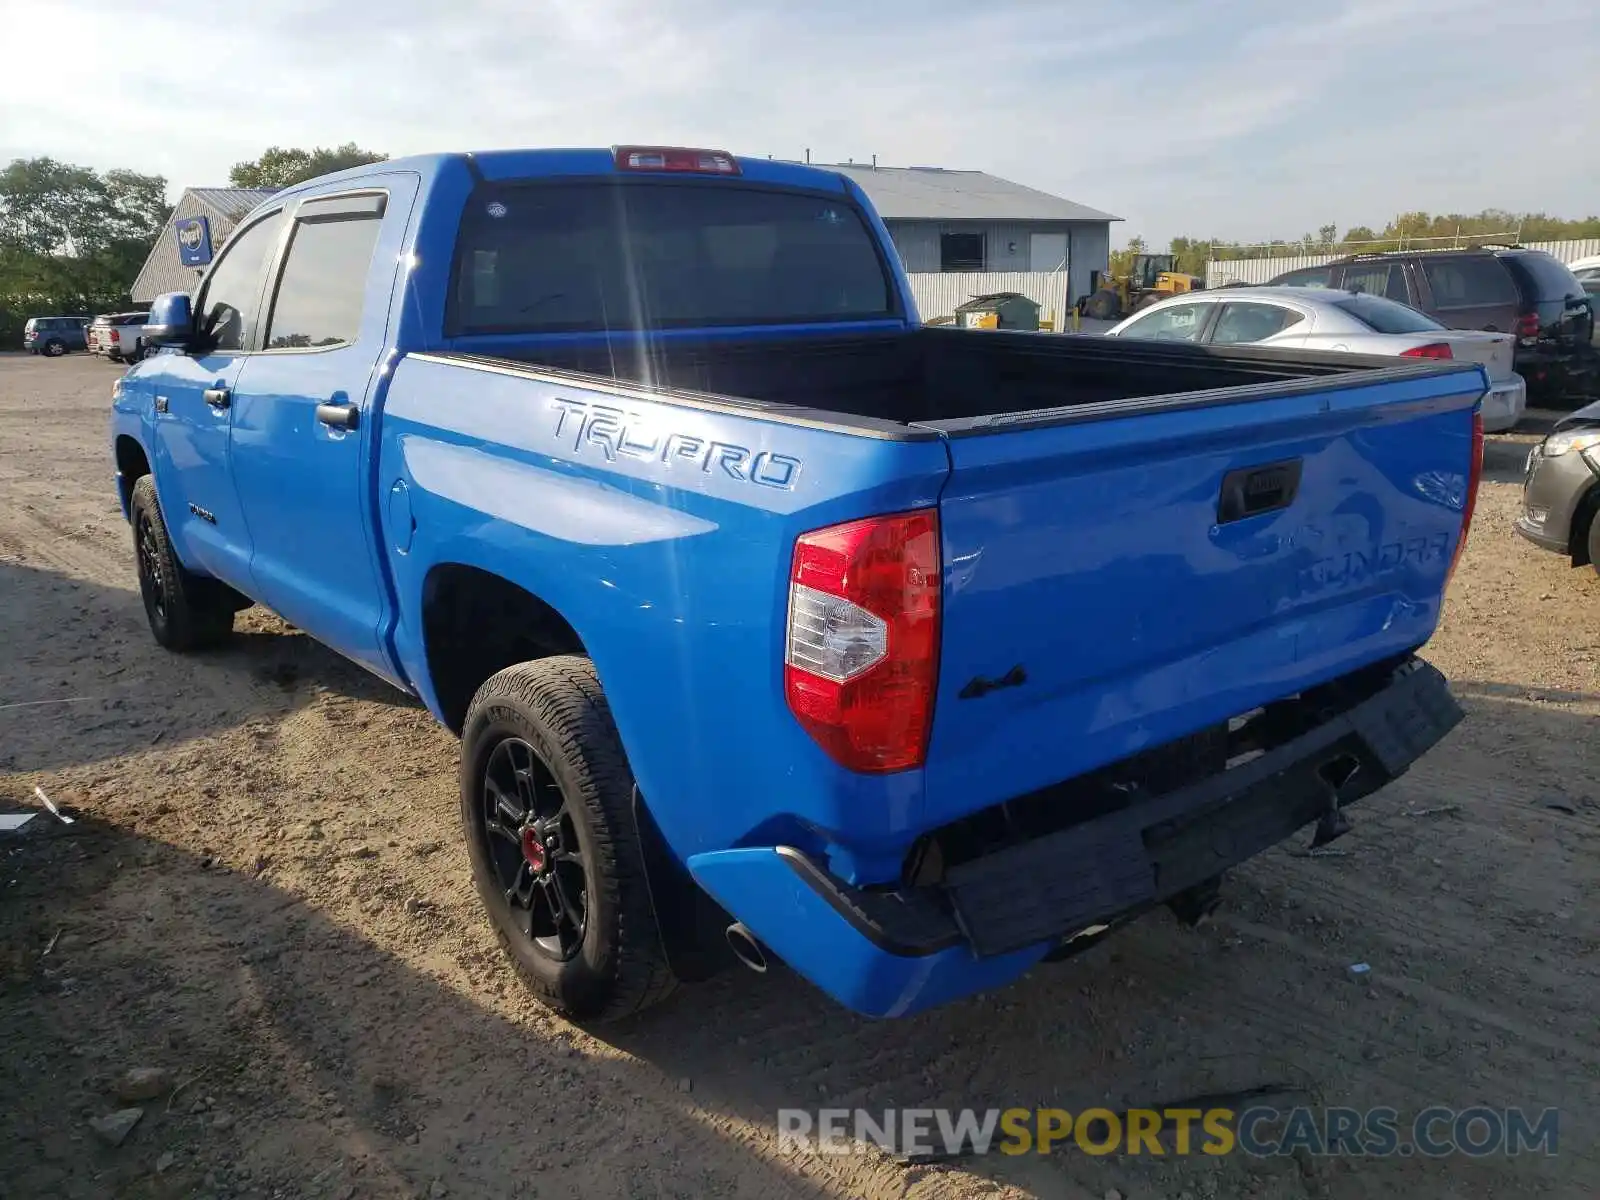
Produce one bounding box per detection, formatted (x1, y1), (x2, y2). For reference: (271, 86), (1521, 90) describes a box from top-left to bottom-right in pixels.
(551, 397), (801, 489)
(1296, 531), (1450, 594)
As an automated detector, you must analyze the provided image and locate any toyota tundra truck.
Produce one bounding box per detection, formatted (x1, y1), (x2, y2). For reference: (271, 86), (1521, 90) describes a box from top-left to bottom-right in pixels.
(110, 147), (1482, 1022)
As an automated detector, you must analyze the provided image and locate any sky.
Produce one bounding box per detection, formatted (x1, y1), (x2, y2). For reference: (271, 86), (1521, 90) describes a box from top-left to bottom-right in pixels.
(1, 0), (1595, 248)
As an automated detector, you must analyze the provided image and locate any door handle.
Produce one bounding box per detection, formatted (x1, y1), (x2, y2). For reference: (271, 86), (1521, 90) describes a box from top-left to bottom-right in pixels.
(316, 403), (359, 430)
(204, 387), (230, 410)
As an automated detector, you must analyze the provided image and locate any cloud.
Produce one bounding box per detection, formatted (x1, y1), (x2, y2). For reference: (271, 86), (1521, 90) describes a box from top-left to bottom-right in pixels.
(1, 0), (1594, 245)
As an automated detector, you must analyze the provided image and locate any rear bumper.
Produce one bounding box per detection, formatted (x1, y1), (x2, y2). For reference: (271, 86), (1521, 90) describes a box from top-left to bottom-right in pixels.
(1481, 375), (1526, 433)
(689, 657), (1461, 1017)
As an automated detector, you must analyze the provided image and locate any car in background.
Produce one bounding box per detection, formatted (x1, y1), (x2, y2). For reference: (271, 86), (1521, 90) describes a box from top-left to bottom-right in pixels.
(21, 316), (89, 356)
(1566, 254), (1600, 284)
(87, 312), (152, 363)
(1268, 248), (1595, 401)
(1515, 398), (1600, 573)
(1105, 287), (1526, 430)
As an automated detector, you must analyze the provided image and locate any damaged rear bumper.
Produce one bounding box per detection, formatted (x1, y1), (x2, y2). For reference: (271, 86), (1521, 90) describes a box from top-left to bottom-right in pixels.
(688, 657), (1462, 1018)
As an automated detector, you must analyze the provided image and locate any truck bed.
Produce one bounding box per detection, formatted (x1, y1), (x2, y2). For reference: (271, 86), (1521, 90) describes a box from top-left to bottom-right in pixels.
(473, 325), (1441, 430)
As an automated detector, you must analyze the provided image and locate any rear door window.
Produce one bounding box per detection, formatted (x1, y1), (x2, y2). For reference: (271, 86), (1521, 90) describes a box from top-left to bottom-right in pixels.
(450, 181), (895, 334)
(1208, 302), (1304, 344)
(1420, 257), (1518, 308)
(1340, 262), (1412, 303)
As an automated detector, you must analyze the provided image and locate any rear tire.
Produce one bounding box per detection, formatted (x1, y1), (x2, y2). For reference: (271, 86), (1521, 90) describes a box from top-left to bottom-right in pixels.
(1084, 289), (1120, 321)
(129, 476), (237, 651)
(460, 656), (676, 1023)
(43, 339), (65, 357)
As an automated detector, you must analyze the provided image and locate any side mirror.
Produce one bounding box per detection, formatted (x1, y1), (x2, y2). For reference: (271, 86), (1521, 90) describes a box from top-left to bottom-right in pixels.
(144, 292), (196, 350)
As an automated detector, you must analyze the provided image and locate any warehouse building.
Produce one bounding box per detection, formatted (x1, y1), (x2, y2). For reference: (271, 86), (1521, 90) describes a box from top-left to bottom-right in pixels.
(825, 163), (1120, 325)
(131, 187), (277, 303)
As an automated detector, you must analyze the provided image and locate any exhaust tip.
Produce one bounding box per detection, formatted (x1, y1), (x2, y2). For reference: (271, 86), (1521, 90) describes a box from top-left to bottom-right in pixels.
(726, 923), (768, 973)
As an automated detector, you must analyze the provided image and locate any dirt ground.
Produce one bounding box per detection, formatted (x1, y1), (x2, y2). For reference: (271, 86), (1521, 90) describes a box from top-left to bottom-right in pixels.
(1, 353), (1596, 1200)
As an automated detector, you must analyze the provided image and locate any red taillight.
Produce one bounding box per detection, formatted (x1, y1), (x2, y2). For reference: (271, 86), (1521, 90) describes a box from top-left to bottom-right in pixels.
(1515, 311), (1540, 341)
(784, 510), (941, 773)
(109, 329), (120, 343)
(1399, 342), (1452, 360)
(1445, 411), (1484, 589)
(614, 146), (740, 175)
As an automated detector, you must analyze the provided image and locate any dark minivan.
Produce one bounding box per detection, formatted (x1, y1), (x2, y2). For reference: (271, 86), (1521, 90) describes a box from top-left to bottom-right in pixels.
(1270, 248), (1595, 399)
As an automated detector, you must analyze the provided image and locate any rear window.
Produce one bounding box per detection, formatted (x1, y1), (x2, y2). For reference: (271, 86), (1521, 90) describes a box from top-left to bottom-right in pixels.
(1333, 294), (1445, 334)
(1501, 252), (1584, 300)
(1271, 266), (1334, 289)
(1420, 257), (1518, 307)
(449, 181), (896, 334)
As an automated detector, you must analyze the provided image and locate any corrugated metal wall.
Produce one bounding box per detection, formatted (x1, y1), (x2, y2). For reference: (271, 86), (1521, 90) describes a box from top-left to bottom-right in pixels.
(906, 271), (1072, 326)
(1204, 238), (1600, 287)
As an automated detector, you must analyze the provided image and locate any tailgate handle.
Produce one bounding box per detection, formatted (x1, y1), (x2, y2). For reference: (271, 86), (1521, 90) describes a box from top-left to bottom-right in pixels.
(1218, 459), (1302, 524)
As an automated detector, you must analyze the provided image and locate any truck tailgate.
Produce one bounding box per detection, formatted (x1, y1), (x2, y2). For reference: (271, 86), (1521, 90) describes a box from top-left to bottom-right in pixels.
(922, 365), (1483, 828)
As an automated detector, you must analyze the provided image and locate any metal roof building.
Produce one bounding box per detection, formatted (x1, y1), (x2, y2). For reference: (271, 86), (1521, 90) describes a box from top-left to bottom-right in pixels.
(131, 187), (277, 302)
(822, 164), (1120, 323)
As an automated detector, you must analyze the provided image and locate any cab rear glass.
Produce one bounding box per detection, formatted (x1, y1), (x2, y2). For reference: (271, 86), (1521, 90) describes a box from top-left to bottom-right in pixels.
(447, 181), (898, 335)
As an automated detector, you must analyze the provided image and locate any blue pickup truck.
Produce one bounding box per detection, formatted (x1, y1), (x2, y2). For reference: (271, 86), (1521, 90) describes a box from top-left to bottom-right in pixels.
(111, 147), (1482, 1022)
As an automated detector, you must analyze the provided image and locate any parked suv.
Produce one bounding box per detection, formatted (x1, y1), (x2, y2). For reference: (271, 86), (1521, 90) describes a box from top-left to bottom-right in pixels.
(87, 312), (151, 363)
(1270, 249), (1596, 400)
(22, 316), (90, 356)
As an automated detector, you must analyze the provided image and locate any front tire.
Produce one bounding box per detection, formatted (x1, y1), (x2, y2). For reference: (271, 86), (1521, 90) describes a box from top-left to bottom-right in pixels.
(129, 476), (237, 651)
(460, 657), (675, 1023)
(1588, 507), (1600, 579)
(1084, 289), (1120, 321)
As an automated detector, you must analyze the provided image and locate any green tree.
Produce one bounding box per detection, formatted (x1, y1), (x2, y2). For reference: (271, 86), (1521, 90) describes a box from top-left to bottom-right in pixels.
(229, 142), (388, 190)
(0, 157), (171, 339)
(1109, 234), (1147, 277)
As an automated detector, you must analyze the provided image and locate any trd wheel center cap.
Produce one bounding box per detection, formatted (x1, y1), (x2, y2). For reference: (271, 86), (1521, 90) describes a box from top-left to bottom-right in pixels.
(521, 826), (547, 873)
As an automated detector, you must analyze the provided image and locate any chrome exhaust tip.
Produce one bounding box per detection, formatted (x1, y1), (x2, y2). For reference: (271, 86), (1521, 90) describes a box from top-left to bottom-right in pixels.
(726, 922), (768, 973)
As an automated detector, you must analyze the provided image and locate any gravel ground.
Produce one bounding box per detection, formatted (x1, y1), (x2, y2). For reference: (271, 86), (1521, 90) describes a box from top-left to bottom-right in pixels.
(1, 354), (1596, 1200)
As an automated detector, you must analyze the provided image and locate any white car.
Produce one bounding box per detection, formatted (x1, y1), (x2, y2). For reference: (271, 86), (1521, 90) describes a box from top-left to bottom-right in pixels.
(1106, 287), (1526, 432)
(1567, 254), (1600, 284)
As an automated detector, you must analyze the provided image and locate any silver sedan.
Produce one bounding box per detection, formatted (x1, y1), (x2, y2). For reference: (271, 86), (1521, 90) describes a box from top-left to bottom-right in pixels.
(1105, 286), (1526, 431)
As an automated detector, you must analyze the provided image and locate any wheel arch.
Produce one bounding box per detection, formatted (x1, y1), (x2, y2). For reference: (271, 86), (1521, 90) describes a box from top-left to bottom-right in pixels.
(1569, 480), (1600, 567)
(419, 561), (589, 734)
(114, 434), (152, 520)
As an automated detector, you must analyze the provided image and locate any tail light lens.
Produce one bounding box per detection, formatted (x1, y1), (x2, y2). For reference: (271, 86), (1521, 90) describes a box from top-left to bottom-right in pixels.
(1445, 411), (1484, 590)
(109, 329), (120, 343)
(1399, 342), (1453, 360)
(784, 510), (941, 773)
(1515, 311), (1540, 342)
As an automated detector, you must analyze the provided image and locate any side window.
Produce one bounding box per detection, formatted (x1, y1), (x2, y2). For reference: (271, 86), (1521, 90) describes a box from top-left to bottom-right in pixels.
(1118, 302), (1209, 342)
(1342, 263), (1410, 303)
(940, 232), (985, 272)
(1272, 266), (1333, 289)
(1421, 258), (1518, 308)
(195, 212), (286, 351)
(264, 213), (384, 350)
(1209, 302), (1304, 344)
